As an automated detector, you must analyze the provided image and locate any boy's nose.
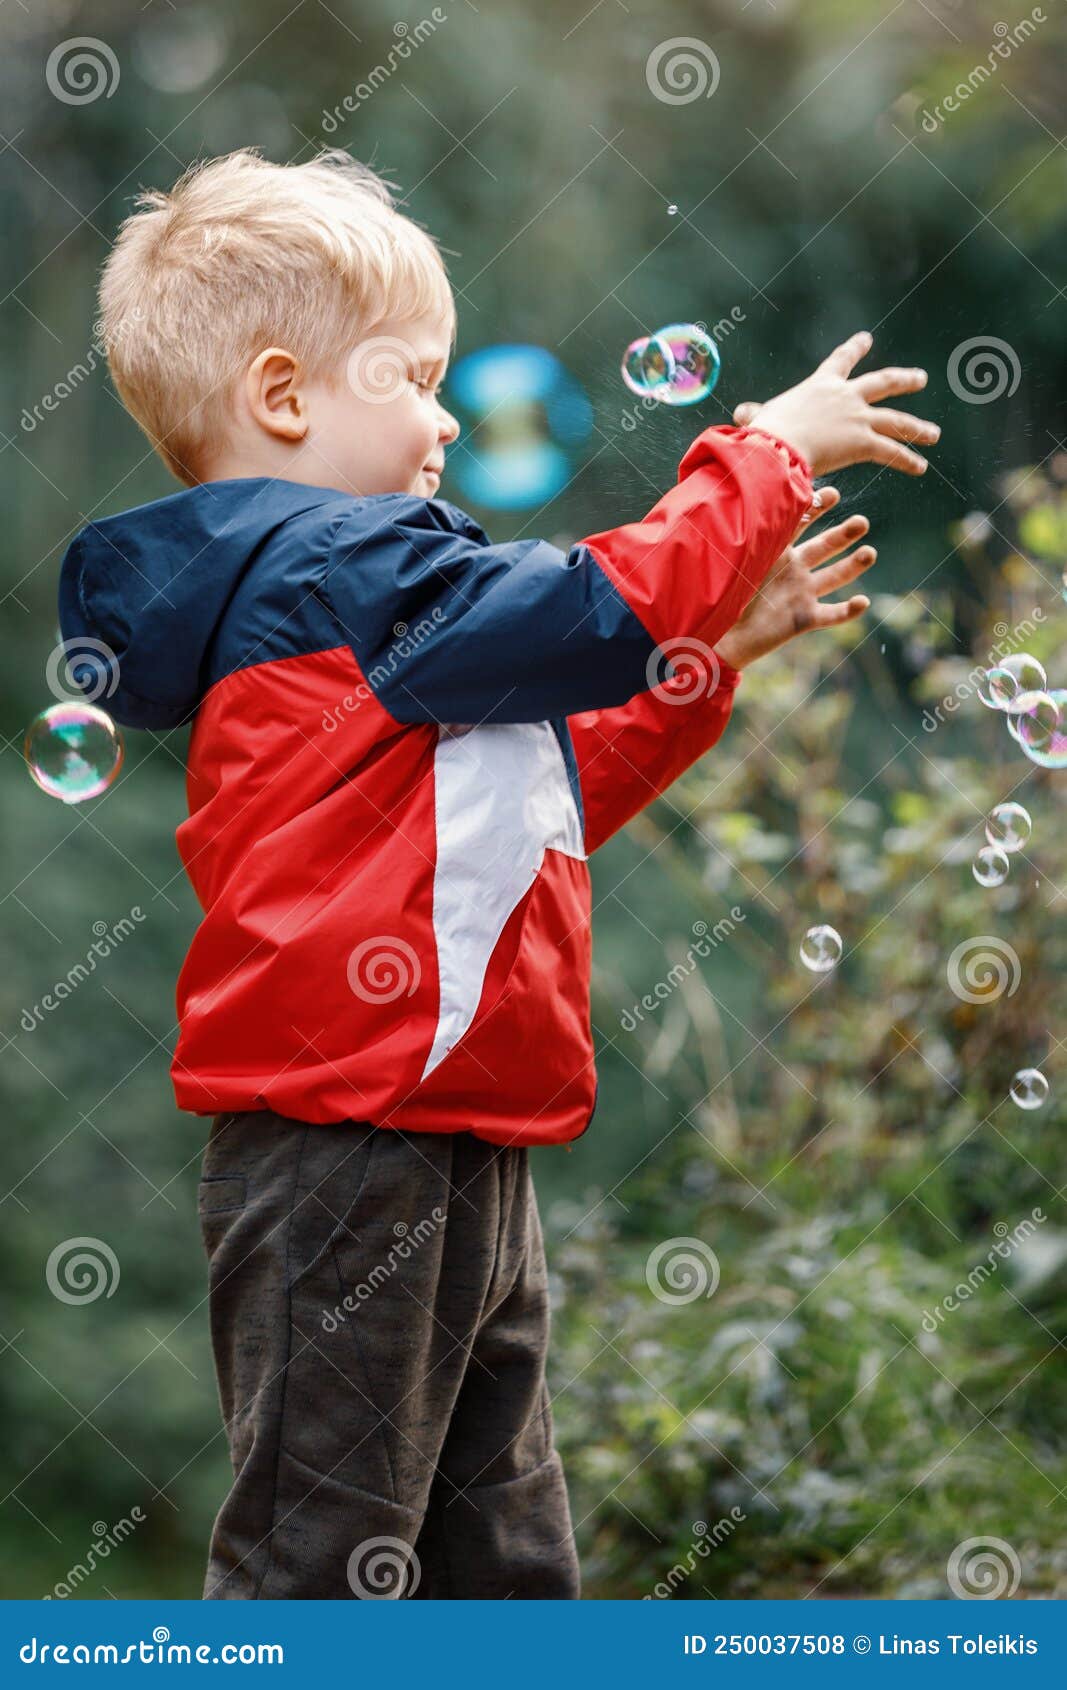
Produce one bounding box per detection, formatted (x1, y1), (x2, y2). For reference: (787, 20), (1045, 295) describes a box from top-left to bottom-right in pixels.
(438, 405), (461, 444)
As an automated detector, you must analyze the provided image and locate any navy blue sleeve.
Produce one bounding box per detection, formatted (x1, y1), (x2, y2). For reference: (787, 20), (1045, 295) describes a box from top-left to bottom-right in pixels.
(320, 495), (659, 725)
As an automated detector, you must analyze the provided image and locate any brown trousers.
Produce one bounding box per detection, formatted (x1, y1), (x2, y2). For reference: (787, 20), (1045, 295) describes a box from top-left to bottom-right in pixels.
(197, 1108), (581, 1599)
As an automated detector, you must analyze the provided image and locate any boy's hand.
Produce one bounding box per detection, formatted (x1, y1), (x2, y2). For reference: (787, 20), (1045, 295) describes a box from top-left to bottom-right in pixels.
(715, 488), (875, 671)
(735, 330), (940, 478)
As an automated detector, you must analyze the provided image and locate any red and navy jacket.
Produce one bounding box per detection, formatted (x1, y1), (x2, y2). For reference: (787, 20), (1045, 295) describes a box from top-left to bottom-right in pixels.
(58, 425), (811, 1146)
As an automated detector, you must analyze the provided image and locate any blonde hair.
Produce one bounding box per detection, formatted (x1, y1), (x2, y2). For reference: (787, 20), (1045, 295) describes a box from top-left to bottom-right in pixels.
(97, 149), (455, 483)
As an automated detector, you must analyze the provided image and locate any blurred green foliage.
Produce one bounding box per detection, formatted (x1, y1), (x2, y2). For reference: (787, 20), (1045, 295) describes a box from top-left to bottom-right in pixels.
(1, 0), (1065, 1599)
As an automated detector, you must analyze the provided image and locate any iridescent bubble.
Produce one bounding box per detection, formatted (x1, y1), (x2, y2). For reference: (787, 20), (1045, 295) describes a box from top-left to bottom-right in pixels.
(799, 924), (843, 973)
(651, 323), (721, 406)
(999, 652), (1047, 694)
(985, 802), (1031, 853)
(621, 333), (676, 397)
(666, 203), (679, 216)
(1007, 689), (1061, 753)
(1010, 1067), (1049, 1110)
(972, 844), (1010, 888)
(24, 701), (123, 803)
(1016, 687), (1067, 770)
(979, 665), (1020, 710)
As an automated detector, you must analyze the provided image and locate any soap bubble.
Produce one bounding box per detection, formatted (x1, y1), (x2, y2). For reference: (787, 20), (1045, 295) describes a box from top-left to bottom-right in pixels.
(985, 802), (1031, 853)
(1007, 689), (1061, 755)
(999, 653), (1047, 695)
(621, 333), (676, 397)
(650, 323), (721, 406)
(1009, 1067), (1049, 1110)
(1015, 688), (1067, 769)
(24, 701), (123, 803)
(620, 323), (721, 406)
(799, 924), (843, 973)
(972, 844), (1010, 888)
(978, 665), (1020, 709)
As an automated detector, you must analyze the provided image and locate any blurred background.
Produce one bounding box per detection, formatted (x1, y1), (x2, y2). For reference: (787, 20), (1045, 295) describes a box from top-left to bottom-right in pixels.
(2, 0), (1066, 1600)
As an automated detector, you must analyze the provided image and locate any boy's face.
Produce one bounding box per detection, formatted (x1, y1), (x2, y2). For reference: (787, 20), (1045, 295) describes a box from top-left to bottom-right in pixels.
(308, 309), (461, 499)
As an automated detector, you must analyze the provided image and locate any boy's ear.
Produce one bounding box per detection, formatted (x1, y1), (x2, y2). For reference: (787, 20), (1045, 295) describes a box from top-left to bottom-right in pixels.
(245, 348), (309, 443)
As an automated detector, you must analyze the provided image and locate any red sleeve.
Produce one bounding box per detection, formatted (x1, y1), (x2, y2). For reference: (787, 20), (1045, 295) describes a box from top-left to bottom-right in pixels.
(579, 424), (812, 652)
(568, 651), (742, 854)
(569, 424), (810, 853)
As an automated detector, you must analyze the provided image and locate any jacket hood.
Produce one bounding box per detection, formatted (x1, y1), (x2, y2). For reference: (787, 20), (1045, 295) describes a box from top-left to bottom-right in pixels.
(57, 478), (340, 729)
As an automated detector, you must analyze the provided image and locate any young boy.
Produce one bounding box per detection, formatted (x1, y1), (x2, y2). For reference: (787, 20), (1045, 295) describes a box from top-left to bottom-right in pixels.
(58, 150), (938, 1600)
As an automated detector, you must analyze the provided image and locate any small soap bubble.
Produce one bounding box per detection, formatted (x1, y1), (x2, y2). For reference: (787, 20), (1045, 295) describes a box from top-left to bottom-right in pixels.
(985, 802), (1031, 853)
(1008, 689), (1061, 754)
(666, 203), (679, 215)
(978, 665), (1018, 709)
(651, 323), (721, 406)
(24, 701), (123, 803)
(972, 843), (1010, 888)
(1010, 1067), (1049, 1110)
(1016, 688), (1067, 769)
(621, 333), (676, 397)
(799, 924), (843, 973)
(999, 652), (1047, 694)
